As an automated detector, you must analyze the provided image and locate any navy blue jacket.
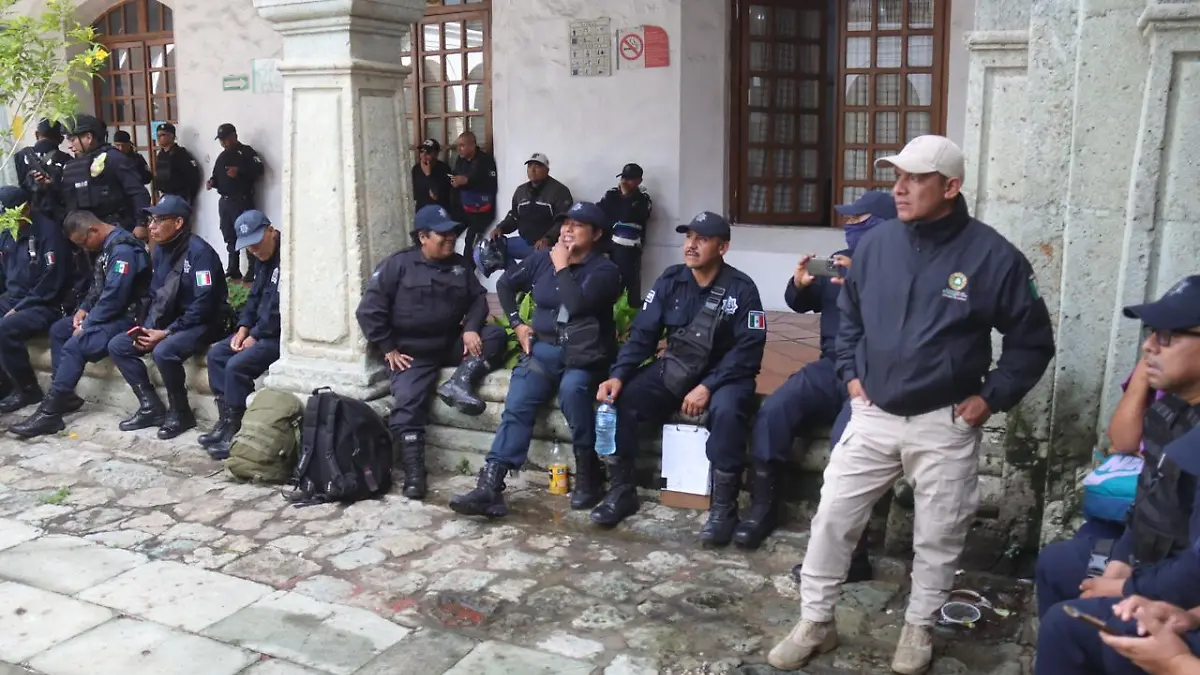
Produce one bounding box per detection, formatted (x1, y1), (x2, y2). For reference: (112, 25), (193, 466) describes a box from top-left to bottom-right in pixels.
(146, 233), (227, 333)
(16, 140), (71, 217)
(837, 196), (1055, 416)
(497, 249), (621, 340)
(239, 237), (281, 340)
(612, 262), (766, 392)
(783, 248), (848, 362)
(0, 215), (73, 312)
(80, 228), (150, 328)
(211, 143), (264, 199)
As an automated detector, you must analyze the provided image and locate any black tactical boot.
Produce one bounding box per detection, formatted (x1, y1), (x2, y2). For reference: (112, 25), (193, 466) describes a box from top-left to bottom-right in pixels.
(158, 383), (196, 440)
(0, 377), (43, 414)
(436, 355), (490, 416)
(397, 432), (428, 500)
(8, 390), (70, 438)
(449, 461), (509, 518)
(59, 391), (85, 414)
(226, 252), (242, 281)
(119, 384), (166, 431)
(207, 407), (244, 460)
(570, 446), (604, 510)
(198, 397), (229, 447)
(733, 463), (779, 549)
(590, 456), (639, 527)
(699, 468), (742, 547)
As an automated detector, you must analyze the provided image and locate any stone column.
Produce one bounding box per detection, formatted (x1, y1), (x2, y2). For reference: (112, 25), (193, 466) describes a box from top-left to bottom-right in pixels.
(252, 0), (424, 400)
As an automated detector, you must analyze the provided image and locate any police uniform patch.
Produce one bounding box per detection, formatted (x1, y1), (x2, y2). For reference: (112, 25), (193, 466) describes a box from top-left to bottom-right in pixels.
(195, 271), (213, 287)
(183, 259), (191, 274)
(948, 272), (968, 292)
(113, 260), (129, 275)
(44, 251), (55, 266)
(452, 265), (465, 276)
(642, 289), (656, 310)
(90, 153), (106, 177)
(748, 310), (766, 330)
(721, 296), (738, 315)
(271, 268), (280, 284)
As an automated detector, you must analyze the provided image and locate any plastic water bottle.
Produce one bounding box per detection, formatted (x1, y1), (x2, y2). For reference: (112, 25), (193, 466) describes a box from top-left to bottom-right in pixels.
(548, 441), (569, 496)
(595, 402), (617, 457)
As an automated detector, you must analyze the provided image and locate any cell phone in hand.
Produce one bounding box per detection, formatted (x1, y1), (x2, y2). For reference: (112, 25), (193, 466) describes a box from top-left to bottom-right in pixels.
(126, 326), (147, 339)
(804, 257), (840, 278)
(1062, 604), (1118, 635)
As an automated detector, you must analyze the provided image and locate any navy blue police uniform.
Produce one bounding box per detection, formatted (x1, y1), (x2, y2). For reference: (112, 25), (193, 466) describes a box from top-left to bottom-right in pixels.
(112, 131), (153, 185)
(355, 204), (507, 499)
(211, 124), (265, 280)
(15, 121), (71, 222)
(598, 163), (653, 303)
(153, 123), (202, 203)
(594, 212), (766, 542)
(107, 196), (228, 439)
(451, 145), (499, 273)
(59, 116), (151, 233)
(0, 186), (74, 411)
(449, 202), (622, 519)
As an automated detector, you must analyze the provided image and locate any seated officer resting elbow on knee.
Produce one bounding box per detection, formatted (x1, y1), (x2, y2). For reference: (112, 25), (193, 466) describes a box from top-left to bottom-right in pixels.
(200, 210), (281, 460)
(109, 196), (228, 441)
(593, 211), (767, 543)
(354, 205), (507, 500)
(9, 210), (151, 438)
(451, 201), (621, 519)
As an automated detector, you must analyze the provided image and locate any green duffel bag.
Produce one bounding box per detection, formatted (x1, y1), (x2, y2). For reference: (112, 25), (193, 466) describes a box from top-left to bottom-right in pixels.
(225, 389), (304, 483)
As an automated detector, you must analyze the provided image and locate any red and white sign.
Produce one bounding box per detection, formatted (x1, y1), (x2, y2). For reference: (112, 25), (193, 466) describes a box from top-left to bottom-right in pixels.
(616, 25), (670, 69)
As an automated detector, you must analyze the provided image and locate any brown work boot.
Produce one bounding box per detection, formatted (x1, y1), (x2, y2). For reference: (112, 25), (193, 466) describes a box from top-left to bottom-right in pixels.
(891, 623), (933, 674)
(767, 619), (837, 670)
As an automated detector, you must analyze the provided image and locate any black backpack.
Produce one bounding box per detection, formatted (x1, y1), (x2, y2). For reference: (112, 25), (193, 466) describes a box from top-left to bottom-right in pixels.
(284, 388), (393, 506)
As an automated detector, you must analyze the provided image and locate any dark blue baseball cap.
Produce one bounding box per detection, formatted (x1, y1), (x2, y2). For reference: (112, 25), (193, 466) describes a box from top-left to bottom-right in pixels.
(675, 211), (732, 240)
(414, 204), (462, 234)
(0, 186), (28, 211)
(1124, 276), (1200, 331)
(234, 210), (272, 250)
(835, 190), (897, 219)
(143, 195), (191, 219)
(554, 201), (607, 229)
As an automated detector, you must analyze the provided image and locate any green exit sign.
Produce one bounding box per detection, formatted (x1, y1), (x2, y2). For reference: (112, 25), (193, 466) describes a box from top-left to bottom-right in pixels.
(222, 74), (249, 91)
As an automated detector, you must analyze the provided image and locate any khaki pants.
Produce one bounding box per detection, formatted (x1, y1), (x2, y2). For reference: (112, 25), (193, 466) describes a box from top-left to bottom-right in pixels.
(799, 398), (981, 626)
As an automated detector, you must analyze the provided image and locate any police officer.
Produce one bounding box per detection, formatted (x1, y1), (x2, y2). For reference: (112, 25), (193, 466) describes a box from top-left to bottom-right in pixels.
(412, 139), (453, 211)
(738, 191), (896, 555)
(598, 163), (653, 303)
(595, 211), (767, 541)
(0, 186), (73, 412)
(111, 131), (153, 185)
(206, 123), (264, 281)
(152, 123), (202, 203)
(451, 202), (621, 518)
(108, 196), (228, 440)
(488, 153), (573, 269)
(200, 211), (281, 459)
(9, 210), (150, 438)
(1034, 277), (1200, 616)
(15, 119), (70, 221)
(450, 131), (498, 274)
(355, 204), (508, 500)
(58, 115), (152, 241)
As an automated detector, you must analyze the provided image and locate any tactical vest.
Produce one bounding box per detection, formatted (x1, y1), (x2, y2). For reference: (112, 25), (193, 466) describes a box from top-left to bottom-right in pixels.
(61, 147), (127, 225)
(154, 149), (174, 185)
(660, 270), (732, 398)
(1128, 396), (1200, 564)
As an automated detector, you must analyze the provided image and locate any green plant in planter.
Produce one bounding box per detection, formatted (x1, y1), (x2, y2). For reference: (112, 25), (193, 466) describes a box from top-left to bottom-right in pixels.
(490, 290), (643, 370)
(227, 283), (250, 312)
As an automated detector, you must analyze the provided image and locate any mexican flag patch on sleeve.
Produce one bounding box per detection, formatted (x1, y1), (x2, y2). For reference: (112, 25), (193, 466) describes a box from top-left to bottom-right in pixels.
(113, 260), (129, 275)
(748, 310), (766, 330)
(196, 271), (213, 287)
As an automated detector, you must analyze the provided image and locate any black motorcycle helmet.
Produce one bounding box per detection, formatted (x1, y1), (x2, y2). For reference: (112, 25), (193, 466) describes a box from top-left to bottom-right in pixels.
(474, 236), (507, 277)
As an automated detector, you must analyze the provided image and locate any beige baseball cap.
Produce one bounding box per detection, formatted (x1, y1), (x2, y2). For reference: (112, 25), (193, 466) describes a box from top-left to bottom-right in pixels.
(874, 135), (965, 180)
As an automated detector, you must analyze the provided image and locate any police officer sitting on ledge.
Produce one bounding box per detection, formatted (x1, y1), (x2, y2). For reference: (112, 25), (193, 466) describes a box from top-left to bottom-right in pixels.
(111, 131), (153, 185)
(200, 211), (281, 460)
(594, 211), (767, 541)
(0, 186), (74, 413)
(451, 202), (621, 518)
(355, 204), (507, 500)
(9, 210), (151, 438)
(108, 196), (228, 440)
(58, 115), (151, 241)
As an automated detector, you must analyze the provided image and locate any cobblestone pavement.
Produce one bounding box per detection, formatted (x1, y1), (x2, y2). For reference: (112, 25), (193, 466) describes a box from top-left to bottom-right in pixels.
(0, 408), (1035, 675)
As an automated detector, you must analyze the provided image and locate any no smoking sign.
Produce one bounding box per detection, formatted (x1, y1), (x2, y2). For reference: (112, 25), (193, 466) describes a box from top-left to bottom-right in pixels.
(616, 25), (670, 70)
(619, 33), (644, 61)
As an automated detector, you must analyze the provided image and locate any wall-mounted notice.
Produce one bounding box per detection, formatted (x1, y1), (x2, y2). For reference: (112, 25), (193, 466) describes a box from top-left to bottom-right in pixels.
(616, 25), (670, 69)
(569, 17), (612, 77)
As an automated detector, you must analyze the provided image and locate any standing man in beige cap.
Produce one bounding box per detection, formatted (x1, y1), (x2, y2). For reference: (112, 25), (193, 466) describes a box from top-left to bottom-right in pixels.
(768, 135), (1056, 674)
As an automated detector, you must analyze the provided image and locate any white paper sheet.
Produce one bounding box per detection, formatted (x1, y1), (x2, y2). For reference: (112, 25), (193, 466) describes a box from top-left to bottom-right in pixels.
(660, 424), (711, 496)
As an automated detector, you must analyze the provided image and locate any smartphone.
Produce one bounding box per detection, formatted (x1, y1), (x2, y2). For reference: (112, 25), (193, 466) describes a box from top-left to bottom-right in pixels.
(126, 326), (147, 339)
(1062, 604), (1118, 635)
(805, 256), (840, 278)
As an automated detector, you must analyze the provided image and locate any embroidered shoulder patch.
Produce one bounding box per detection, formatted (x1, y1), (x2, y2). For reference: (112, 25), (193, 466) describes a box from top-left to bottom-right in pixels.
(195, 271), (213, 287)
(113, 260), (129, 275)
(44, 251), (55, 266)
(642, 289), (656, 310)
(748, 310), (766, 330)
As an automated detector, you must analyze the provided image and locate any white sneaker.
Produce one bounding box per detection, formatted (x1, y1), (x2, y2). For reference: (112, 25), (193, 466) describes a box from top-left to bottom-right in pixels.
(891, 623), (933, 674)
(767, 618), (838, 670)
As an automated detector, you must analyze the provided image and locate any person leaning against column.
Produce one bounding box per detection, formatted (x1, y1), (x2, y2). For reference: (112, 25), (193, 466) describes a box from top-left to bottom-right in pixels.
(768, 135), (1056, 674)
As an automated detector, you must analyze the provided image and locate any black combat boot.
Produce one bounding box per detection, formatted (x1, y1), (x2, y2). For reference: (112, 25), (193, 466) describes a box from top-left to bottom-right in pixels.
(198, 397), (229, 447)
(436, 354), (490, 416)
(397, 432), (428, 500)
(207, 407), (244, 460)
(8, 390), (70, 438)
(157, 382), (196, 440)
(733, 463), (779, 549)
(590, 456), (639, 527)
(0, 377), (43, 414)
(119, 384), (166, 431)
(59, 391), (85, 413)
(570, 447), (605, 510)
(226, 252), (242, 281)
(449, 461), (509, 518)
(699, 468), (742, 547)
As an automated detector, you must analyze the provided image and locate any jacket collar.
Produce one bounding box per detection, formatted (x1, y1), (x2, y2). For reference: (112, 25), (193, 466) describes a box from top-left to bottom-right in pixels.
(906, 194), (970, 246)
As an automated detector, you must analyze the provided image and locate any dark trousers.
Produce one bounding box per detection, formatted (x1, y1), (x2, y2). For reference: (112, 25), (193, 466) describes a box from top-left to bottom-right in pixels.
(750, 357), (846, 465)
(1034, 597), (1149, 675)
(1035, 519), (1129, 617)
(49, 315), (132, 395)
(486, 340), (599, 470)
(460, 213), (492, 275)
(388, 324), (506, 436)
(0, 298), (60, 385)
(108, 324), (212, 391)
(610, 244), (643, 304)
(614, 363), (757, 473)
(504, 236), (536, 273)
(206, 336), (280, 410)
(218, 195), (257, 277)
